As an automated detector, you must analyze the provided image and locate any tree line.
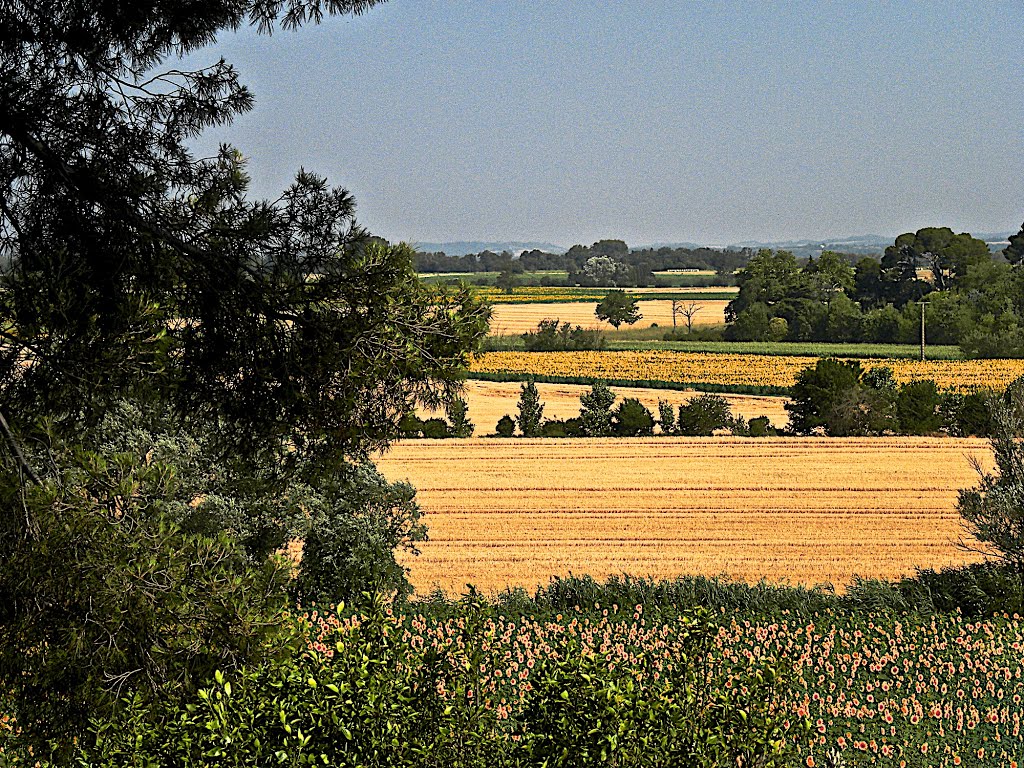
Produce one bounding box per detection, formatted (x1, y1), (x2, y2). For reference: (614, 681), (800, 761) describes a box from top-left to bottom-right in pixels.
(725, 226), (1024, 357)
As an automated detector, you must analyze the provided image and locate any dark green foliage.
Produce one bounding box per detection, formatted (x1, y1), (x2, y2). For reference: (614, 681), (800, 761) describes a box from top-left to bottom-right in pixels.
(595, 290), (642, 329)
(676, 394), (733, 436)
(657, 399), (676, 435)
(578, 381), (616, 436)
(293, 463), (425, 606)
(0, 442), (297, 761)
(495, 414), (516, 437)
(421, 418), (452, 439)
(725, 302), (773, 341)
(895, 379), (942, 434)
(468, 371), (791, 397)
(786, 359), (864, 434)
(1006, 222), (1024, 265)
(399, 412), (426, 438)
(516, 380), (545, 437)
(521, 319), (605, 351)
(612, 398), (655, 436)
(957, 402), (1024, 565)
(496, 268), (517, 293)
(746, 416), (776, 437)
(446, 397), (475, 437)
(541, 420), (568, 438)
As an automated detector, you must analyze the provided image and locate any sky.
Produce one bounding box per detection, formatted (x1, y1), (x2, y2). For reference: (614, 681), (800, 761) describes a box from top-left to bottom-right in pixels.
(188, 1), (1023, 248)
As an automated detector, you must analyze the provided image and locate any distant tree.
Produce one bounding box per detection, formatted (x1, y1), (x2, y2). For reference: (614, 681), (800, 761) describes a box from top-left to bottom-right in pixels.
(579, 382), (616, 436)
(747, 416), (776, 437)
(582, 256), (627, 286)
(1006, 222), (1024, 266)
(677, 394), (733, 436)
(885, 227), (990, 292)
(657, 400), (677, 435)
(495, 414), (516, 437)
(446, 397), (474, 437)
(679, 302), (703, 333)
(596, 290), (642, 329)
(516, 380), (544, 437)
(767, 316), (789, 342)
(895, 380), (942, 435)
(726, 303), (772, 341)
(496, 269), (518, 294)
(786, 359), (866, 435)
(421, 418), (451, 439)
(612, 398), (655, 436)
(398, 412), (425, 438)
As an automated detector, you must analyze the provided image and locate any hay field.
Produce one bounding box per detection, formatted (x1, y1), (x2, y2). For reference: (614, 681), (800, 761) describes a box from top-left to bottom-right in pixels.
(376, 437), (993, 595)
(421, 380), (790, 433)
(488, 300), (730, 335)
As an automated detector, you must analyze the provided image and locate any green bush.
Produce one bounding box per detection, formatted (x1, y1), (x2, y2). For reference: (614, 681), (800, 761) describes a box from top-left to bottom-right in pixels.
(657, 399), (676, 435)
(294, 462), (426, 607)
(522, 318), (605, 351)
(612, 398), (655, 436)
(516, 380), (545, 437)
(421, 418), (452, 439)
(495, 414), (516, 437)
(579, 381), (616, 436)
(895, 379), (942, 434)
(676, 393), (733, 436)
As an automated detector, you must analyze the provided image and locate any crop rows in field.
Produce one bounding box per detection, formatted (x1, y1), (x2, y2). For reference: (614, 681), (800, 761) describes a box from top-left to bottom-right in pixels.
(375, 437), (994, 596)
(487, 300), (730, 335)
(469, 351), (1024, 393)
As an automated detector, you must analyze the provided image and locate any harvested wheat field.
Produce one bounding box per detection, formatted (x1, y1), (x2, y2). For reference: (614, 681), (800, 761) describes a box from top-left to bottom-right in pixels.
(375, 437), (994, 596)
(421, 379), (790, 433)
(488, 300), (729, 335)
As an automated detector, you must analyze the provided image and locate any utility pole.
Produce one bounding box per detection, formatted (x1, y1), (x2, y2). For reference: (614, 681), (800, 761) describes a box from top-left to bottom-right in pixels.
(916, 300), (929, 361)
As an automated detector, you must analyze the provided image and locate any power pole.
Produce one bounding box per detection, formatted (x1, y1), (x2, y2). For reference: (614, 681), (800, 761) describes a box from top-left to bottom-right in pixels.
(916, 300), (929, 361)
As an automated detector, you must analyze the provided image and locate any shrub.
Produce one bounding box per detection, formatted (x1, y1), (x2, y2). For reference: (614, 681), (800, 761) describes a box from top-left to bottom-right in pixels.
(398, 412), (425, 438)
(895, 379), (942, 434)
(421, 418), (452, 439)
(541, 419), (568, 438)
(612, 398), (655, 436)
(747, 415), (777, 437)
(957, 402), (1024, 566)
(522, 319), (605, 352)
(786, 358), (866, 435)
(294, 462), (426, 606)
(677, 394), (733, 436)
(495, 414), (516, 437)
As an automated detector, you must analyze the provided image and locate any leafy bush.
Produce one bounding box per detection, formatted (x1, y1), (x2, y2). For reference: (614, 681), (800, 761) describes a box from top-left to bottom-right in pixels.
(495, 414), (516, 437)
(0, 444), (296, 762)
(522, 318), (605, 351)
(895, 379), (942, 434)
(657, 399), (676, 434)
(612, 398), (655, 436)
(421, 418), (452, 439)
(676, 393), (733, 436)
(446, 397), (475, 437)
(746, 415), (778, 437)
(294, 462), (426, 607)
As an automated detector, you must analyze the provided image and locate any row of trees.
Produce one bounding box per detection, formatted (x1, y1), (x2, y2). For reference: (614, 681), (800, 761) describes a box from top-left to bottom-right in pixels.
(726, 226), (1024, 356)
(494, 382), (778, 438)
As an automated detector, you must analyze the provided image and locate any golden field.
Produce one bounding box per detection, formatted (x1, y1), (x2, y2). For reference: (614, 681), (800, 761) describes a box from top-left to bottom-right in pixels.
(470, 350), (1024, 392)
(488, 300), (730, 335)
(421, 379), (791, 433)
(375, 437), (994, 595)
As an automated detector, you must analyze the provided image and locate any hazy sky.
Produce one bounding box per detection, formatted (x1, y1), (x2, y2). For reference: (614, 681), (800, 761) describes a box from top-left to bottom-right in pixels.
(190, 1), (1022, 247)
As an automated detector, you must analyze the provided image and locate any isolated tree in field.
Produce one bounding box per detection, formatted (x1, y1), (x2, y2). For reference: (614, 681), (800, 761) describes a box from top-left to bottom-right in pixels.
(579, 381), (616, 436)
(596, 290), (642, 329)
(680, 302), (703, 333)
(676, 394), (733, 436)
(516, 380), (545, 437)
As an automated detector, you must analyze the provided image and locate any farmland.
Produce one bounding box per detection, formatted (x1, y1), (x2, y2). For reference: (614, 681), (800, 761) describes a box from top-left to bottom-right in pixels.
(488, 300), (730, 335)
(420, 379), (791, 433)
(376, 437), (993, 596)
(469, 350), (1024, 393)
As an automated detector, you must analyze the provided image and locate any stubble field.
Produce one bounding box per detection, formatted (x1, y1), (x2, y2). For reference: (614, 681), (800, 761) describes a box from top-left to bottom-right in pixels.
(376, 437), (994, 596)
(487, 299), (730, 334)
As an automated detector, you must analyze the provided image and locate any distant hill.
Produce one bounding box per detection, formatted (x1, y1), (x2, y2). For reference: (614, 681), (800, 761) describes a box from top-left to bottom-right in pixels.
(411, 241), (567, 256)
